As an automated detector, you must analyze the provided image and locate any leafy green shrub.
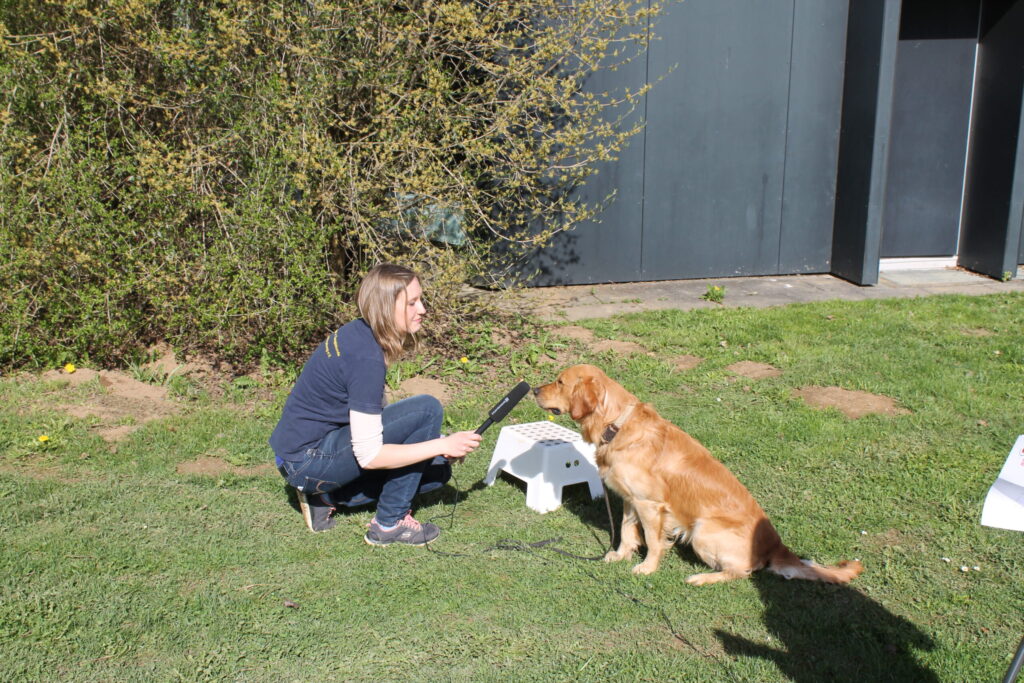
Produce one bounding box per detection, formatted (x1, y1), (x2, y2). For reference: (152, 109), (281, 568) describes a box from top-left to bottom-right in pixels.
(0, 0), (655, 370)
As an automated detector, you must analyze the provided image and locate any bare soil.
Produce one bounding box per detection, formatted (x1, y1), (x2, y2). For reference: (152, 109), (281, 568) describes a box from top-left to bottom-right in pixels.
(549, 325), (654, 357)
(591, 339), (652, 356)
(41, 367), (179, 442)
(726, 361), (782, 379)
(671, 355), (705, 371)
(175, 456), (276, 478)
(386, 376), (451, 404)
(549, 326), (596, 342)
(793, 386), (911, 419)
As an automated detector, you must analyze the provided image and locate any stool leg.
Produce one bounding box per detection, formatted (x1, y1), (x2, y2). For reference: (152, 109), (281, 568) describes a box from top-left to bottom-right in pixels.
(526, 480), (561, 514)
(587, 476), (604, 500)
(483, 460), (503, 486)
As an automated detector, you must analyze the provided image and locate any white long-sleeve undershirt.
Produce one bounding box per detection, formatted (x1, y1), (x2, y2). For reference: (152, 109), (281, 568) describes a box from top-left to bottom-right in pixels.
(349, 410), (383, 467)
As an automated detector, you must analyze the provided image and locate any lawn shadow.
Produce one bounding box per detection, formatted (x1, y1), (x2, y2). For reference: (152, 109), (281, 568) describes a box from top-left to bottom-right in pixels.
(560, 485), (621, 554)
(414, 480), (467, 510)
(561, 488), (937, 680)
(283, 483), (301, 513)
(562, 489), (716, 566)
(279, 476), (465, 521)
(716, 572), (937, 681)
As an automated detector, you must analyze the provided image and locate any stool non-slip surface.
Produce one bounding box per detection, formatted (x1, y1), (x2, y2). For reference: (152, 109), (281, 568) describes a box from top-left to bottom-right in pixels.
(506, 421), (584, 444)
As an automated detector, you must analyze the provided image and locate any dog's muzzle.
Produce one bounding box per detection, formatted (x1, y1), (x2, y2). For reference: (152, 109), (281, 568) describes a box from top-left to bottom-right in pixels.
(533, 386), (561, 414)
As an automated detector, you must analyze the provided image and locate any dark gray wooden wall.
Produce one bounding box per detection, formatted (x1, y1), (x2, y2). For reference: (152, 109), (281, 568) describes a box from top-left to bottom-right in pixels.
(525, 0), (1024, 286)
(529, 0), (849, 285)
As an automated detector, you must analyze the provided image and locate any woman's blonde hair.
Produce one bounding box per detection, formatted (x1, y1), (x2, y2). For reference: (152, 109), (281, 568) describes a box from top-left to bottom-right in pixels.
(356, 263), (420, 364)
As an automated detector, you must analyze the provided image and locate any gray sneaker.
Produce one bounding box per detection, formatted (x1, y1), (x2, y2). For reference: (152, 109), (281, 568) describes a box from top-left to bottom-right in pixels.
(364, 512), (440, 546)
(296, 490), (337, 533)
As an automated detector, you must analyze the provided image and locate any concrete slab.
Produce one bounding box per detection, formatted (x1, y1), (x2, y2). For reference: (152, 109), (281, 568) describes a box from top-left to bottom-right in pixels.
(879, 268), (991, 286)
(503, 269), (1024, 321)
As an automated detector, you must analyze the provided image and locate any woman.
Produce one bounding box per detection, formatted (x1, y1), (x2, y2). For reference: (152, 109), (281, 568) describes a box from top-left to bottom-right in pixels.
(270, 264), (481, 544)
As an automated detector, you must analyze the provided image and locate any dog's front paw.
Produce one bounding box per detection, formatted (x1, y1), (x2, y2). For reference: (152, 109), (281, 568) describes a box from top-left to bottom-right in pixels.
(604, 549), (629, 563)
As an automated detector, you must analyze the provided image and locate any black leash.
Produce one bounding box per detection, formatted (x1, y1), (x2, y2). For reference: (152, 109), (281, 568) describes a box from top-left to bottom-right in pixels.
(421, 471), (720, 661)
(423, 470), (616, 561)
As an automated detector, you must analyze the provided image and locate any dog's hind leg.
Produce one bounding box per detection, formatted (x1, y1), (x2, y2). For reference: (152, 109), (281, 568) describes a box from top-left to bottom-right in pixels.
(685, 520), (756, 585)
(604, 500), (642, 563)
(685, 568), (750, 586)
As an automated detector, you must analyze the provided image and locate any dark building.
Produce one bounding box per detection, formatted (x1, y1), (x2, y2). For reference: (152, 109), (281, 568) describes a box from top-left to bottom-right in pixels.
(528, 0), (1024, 286)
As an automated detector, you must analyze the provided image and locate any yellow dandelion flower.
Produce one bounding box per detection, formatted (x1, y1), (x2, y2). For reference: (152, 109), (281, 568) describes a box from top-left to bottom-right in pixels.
(547, 414), (555, 421)
(64, 363), (76, 374)
(459, 357), (469, 363)
(38, 435), (49, 443)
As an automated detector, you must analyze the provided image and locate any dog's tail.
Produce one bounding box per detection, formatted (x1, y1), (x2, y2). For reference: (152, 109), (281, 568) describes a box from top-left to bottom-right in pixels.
(767, 544), (863, 584)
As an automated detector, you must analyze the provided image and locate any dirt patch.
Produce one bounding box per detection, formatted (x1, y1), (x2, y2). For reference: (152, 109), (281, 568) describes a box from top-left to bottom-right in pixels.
(548, 326), (652, 356)
(490, 328), (517, 348)
(550, 326), (596, 342)
(592, 339), (651, 356)
(41, 367), (103, 387)
(135, 342), (224, 384)
(859, 528), (912, 552)
(141, 342), (184, 376)
(176, 456), (275, 478)
(386, 376), (452, 404)
(548, 325), (655, 357)
(727, 361), (782, 379)
(546, 346), (577, 368)
(92, 423), (142, 443)
(960, 328), (994, 337)
(42, 367), (179, 442)
(793, 386), (910, 419)
(671, 355), (704, 371)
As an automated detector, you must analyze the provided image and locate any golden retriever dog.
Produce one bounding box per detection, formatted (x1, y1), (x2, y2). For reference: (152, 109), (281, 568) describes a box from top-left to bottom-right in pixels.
(534, 364), (863, 585)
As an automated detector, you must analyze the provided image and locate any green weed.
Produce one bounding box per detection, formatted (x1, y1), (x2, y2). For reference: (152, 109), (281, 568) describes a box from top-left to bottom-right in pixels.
(702, 284), (726, 304)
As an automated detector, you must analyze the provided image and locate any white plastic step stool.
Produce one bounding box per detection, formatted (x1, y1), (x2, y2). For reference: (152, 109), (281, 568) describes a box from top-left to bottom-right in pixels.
(484, 421), (604, 513)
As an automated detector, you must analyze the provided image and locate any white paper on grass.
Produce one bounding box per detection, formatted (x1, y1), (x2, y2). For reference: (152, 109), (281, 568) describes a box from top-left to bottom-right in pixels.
(981, 434), (1024, 532)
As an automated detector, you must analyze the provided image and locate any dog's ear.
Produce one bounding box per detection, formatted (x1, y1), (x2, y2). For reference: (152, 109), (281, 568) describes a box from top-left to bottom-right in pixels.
(570, 376), (602, 421)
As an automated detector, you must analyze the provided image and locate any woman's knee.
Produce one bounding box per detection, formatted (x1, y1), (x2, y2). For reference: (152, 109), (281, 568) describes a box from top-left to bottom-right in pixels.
(382, 394), (444, 443)
(407, 393), (443, 417)
(400, 394), (443, 427)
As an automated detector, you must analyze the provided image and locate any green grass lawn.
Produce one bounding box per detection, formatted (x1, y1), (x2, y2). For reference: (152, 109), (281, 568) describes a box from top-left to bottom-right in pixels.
(2, 293), (1023, 681)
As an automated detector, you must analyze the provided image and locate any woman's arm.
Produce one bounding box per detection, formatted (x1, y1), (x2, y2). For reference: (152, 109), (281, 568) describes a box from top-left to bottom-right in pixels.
(363, 432), (480, 469)
(350, 410), (480, 470)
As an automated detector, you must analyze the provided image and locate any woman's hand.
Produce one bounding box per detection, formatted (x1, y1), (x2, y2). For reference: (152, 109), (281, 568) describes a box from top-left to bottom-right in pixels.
(440, 431), (482, 460)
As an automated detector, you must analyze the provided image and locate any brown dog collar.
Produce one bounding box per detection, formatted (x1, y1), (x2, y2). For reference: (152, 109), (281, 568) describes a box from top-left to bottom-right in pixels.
(601, 404), (636, 444)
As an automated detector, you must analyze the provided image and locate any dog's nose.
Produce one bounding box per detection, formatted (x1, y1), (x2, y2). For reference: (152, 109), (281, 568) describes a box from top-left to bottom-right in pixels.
(532, 386), (540, 396)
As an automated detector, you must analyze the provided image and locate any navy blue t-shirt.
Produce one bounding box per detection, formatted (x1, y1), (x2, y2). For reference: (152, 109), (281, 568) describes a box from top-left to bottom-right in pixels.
(269, 319), (386, 461)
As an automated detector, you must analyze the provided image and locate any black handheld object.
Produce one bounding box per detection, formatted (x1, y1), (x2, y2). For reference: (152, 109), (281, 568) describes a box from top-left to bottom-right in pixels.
(475, 381), (531, 435)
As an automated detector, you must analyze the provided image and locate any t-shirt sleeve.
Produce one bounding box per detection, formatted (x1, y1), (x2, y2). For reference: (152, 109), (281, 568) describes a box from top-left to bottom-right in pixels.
(345, 354), (386, 415)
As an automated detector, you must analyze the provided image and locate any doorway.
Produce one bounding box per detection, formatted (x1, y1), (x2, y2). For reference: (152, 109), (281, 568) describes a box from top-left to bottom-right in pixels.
(880, 0), (980, 261)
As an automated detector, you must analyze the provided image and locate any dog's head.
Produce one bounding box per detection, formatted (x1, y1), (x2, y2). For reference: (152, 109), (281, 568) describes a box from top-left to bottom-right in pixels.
(534, 364), (620, 423)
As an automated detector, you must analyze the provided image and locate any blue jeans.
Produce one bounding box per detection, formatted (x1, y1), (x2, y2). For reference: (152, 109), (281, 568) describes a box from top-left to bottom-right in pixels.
(276, 394), (451, 527)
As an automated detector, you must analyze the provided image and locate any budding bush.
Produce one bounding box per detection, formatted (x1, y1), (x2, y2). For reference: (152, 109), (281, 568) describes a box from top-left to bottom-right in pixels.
(0, 0), (655, 369)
